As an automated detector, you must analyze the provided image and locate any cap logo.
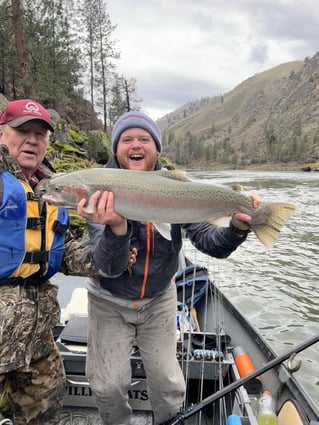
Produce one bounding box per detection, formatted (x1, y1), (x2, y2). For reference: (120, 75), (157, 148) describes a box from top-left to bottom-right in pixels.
(24, 101), (42, 116)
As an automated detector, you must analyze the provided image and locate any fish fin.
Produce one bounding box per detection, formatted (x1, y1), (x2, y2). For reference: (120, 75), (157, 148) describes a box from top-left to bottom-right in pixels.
(157, 168), (191, 182)
(251, 203), (296, 248)
(209, 216), (231, 227)
(54, 172), (68, 177)
(81, 197), (95, 214)
(82, 206), (94, 214)
(230, 183), (244, 192)
(153, 222), (172, 240)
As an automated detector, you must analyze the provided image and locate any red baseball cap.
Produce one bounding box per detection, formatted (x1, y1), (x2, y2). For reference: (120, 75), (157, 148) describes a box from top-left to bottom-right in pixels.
(0, 99), (54, 132)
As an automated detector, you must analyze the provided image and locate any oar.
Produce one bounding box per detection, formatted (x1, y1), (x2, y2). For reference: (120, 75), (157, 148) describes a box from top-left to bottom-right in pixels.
(161, 333), (319, 425)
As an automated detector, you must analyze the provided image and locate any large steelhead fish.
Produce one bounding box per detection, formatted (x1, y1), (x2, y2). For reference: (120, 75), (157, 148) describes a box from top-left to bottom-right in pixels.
(37, 168), (296, 247)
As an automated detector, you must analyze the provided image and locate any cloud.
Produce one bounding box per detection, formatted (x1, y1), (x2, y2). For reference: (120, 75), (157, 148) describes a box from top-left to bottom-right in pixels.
(107, 0), (318, 119)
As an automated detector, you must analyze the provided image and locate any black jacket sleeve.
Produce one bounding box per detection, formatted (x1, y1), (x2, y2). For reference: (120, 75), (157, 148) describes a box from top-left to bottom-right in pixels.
(89, 221), (132, 277)
(182, 222), (248, 259)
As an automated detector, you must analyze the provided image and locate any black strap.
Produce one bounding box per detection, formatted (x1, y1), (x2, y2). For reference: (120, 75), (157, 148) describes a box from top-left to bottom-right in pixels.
(26, 192), (39, 201)
(26, 217), (45, 230)
(23, 250), (49, 264)
(0, 276), (48, 286)
(53, 220), (68, 235)
(27, 218), (67, 233)
(171, 224), (182, 250)
(38, 201), (47, 275)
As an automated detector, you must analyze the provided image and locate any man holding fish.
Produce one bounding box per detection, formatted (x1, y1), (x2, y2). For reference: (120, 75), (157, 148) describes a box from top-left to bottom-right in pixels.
(75, 111), (262, 425)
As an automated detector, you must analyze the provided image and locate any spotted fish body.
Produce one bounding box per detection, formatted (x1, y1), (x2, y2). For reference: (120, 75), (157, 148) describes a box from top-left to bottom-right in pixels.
(37, 168), (296, 247)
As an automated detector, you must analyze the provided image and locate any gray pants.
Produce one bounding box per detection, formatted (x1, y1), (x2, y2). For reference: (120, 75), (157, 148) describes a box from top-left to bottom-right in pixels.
(86, 285), (186, 425)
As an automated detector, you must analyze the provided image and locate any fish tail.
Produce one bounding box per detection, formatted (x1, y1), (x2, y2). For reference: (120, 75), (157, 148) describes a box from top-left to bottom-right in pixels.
(251, 203), (296, 247)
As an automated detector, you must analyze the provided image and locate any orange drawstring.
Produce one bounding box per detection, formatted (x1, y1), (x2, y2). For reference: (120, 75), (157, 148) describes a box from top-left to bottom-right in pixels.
(133, 222), (156, 308)
(132, 300), (138, 309)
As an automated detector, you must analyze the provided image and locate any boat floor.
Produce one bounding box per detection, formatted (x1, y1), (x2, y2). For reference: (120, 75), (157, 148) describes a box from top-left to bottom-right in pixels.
(55, 263), (319, 425)
(60, 408), (153, 424)
(60, 407), (216, 424)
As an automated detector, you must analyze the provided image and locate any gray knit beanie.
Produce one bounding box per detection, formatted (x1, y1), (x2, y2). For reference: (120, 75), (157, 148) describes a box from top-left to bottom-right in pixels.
(112, 111), (162, 154)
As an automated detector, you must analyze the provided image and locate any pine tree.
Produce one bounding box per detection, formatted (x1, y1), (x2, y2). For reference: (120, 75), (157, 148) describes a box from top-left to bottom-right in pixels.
(10, 0), (31, 96)
(79, 0), (119, 131)
(108, 75), (141, 127)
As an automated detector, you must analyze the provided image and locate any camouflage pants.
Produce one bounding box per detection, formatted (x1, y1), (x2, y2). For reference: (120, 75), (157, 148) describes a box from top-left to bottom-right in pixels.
(0, 282), (66, 424)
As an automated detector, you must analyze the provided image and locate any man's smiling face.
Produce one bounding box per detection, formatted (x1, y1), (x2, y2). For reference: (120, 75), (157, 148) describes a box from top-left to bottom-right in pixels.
(116, 128), (159, 171)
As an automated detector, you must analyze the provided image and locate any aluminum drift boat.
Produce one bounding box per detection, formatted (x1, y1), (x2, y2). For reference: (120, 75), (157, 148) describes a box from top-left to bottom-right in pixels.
(52, 261), (319, 425)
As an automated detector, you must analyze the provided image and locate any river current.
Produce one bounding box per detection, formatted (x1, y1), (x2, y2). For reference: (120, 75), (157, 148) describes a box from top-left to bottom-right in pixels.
(53, 169), (319, 409)
(184, 169), (319, 407)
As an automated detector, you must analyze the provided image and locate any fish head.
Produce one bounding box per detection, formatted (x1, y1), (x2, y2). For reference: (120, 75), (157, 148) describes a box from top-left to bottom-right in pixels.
(36, 177), (92, 211)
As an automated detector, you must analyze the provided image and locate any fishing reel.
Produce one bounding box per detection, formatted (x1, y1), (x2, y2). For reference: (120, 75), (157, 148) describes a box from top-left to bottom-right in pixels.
(193, 349), (224, 361)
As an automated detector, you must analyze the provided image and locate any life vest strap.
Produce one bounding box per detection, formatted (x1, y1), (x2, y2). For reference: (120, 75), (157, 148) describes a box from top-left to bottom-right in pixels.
(0, 276), (48, 286)
(53, 220), (68, 235)
(26, 192), (39, 201)
(27, 217), (45, 230)
(23, 250), (49, 264)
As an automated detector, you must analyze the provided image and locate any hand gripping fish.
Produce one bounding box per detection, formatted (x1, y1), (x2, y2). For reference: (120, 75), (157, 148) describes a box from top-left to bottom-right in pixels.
(36, 168), (296, 248)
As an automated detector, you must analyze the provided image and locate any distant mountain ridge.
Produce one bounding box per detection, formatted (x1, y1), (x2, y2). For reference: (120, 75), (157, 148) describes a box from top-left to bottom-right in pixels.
(158, 53), (319, 168)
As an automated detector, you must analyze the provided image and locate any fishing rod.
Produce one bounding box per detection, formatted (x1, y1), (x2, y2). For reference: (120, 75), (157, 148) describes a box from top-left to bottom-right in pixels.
(160, 332), (319, 425)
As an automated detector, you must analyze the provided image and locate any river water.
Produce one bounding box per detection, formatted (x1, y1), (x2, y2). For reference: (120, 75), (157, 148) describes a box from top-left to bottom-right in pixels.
(53, 169), (319, 408)
(184, 169), (319, 408)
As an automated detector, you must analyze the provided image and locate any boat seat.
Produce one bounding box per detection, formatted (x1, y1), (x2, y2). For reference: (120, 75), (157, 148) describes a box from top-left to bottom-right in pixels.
(63, 288), (88, 322)
(278, 399), (310, 425)
(59, 316), (88, 344)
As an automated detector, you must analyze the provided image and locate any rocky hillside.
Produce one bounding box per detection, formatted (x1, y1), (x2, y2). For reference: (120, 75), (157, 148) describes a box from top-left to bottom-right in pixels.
(158, 53), (319, 169)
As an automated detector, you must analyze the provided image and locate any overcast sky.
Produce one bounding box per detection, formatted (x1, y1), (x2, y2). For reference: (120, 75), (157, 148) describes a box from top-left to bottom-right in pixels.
(107, 0), (318, 120)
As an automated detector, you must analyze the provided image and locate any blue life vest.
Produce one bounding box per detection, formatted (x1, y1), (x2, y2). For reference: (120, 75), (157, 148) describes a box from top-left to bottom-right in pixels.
(0, 170), (69, 280)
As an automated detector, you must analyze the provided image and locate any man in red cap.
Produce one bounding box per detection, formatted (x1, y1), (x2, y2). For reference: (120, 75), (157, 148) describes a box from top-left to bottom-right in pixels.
(0, 99), (54, 132)
(0, 99), (92, 424)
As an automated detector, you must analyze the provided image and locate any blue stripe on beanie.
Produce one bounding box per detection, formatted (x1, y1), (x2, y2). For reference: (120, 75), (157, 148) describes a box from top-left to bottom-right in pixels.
(112, 111), (162, 154)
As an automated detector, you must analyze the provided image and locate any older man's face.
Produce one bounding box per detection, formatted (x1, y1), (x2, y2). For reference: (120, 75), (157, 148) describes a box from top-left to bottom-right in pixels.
(0, 121), (50, 179)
